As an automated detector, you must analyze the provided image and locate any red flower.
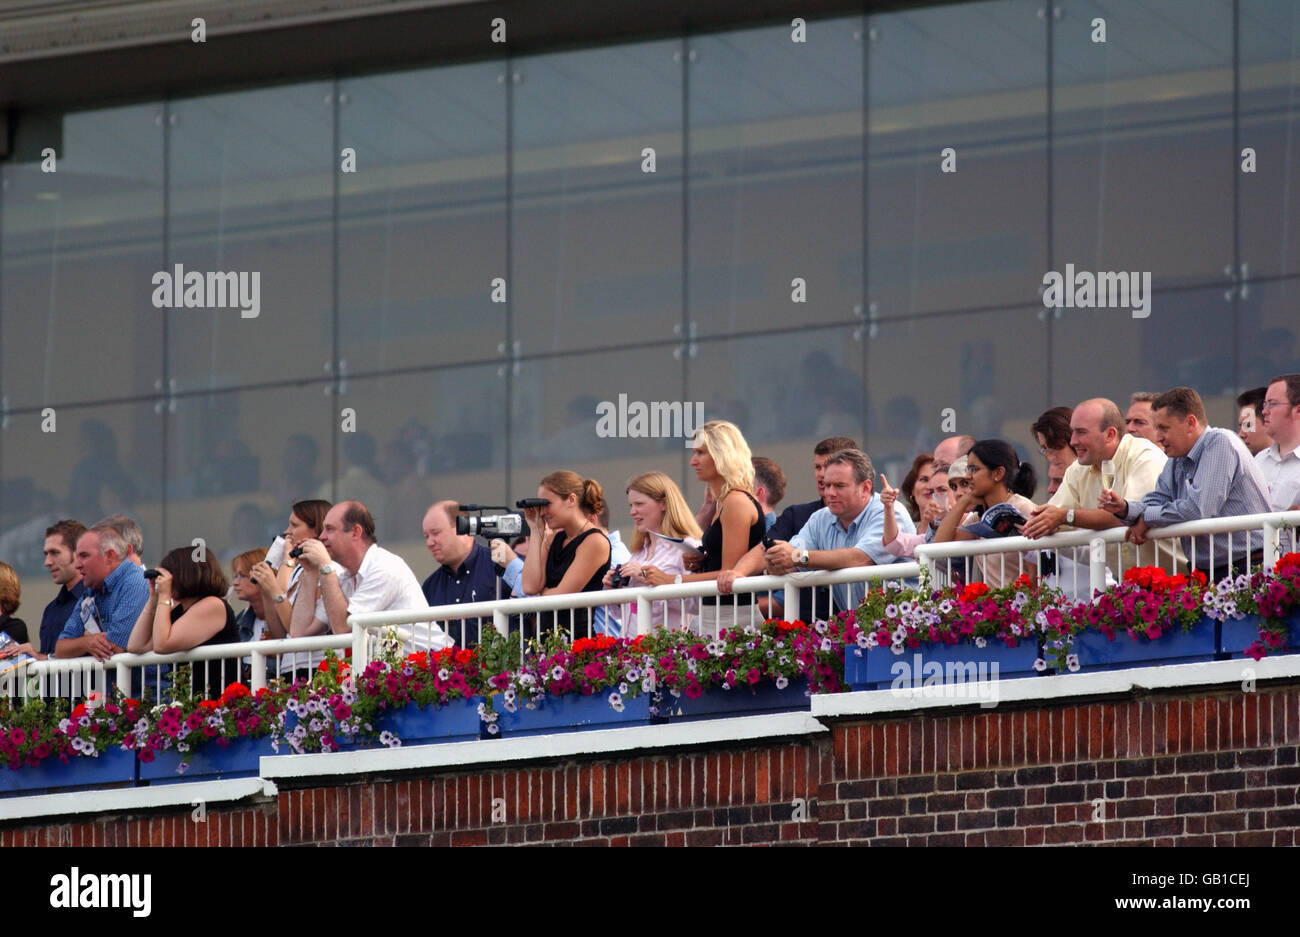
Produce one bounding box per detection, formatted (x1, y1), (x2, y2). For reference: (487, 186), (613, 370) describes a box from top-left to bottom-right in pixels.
(218, 682), (250, 706)
(960, 583), (989, 603)
(198, 700), (219, 711)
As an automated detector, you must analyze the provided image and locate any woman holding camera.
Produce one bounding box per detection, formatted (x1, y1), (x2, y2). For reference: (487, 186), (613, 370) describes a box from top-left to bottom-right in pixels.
(127, 547), (241, 699)
(601, 471), (702, 632)
(521, 471), (611, 635)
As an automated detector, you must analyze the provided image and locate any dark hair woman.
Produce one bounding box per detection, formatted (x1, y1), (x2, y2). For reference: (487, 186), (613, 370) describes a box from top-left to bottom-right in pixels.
(127, 546), (240, 699)
(932, 439), (1039, 588)
(521, 470), (612, 636)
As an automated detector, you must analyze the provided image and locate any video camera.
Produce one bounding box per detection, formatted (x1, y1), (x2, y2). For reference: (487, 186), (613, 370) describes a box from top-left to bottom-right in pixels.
(455, 502), (539, 539)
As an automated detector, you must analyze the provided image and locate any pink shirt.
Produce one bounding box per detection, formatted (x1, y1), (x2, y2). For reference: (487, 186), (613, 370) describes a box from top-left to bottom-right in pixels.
(624, 532), (698, 633)
(883, 530), (929, 559)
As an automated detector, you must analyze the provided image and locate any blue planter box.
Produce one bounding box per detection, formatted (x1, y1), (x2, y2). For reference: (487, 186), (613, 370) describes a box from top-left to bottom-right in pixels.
(663, 679), (810, 721)
(1220, 611), (1300, 658)
(846, 639), (1040, 691)
(1074, 617), (1216, 671)
(376, 696), (485, 745)
(0, 746), (136, 797)
(139, 735), (267, 783)
(496, 691), (651, 737)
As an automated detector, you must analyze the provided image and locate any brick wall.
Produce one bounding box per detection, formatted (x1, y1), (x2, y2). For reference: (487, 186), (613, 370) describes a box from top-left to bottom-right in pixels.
(3, 685), (1297, 846)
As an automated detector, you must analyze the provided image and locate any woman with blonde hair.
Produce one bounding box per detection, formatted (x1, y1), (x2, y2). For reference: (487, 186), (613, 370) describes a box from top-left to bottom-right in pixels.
(602, 471), (703, 631)
(521, 470), (612, 635)
(685, 421), (766, 632)
(0, 562), (29, 646)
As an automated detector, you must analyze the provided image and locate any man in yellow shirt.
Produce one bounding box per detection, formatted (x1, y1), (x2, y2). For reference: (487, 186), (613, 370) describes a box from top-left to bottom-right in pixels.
(1022, 397), (1178, 574)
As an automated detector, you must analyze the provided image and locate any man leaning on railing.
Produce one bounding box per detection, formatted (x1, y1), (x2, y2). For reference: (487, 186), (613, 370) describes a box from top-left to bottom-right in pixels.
(1098, 387), (1271, 579)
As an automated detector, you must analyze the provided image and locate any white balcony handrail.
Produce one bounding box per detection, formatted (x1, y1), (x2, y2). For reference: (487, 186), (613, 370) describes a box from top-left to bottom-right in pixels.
(914, 508), (1300, 596)
(5, 563), (921, 705)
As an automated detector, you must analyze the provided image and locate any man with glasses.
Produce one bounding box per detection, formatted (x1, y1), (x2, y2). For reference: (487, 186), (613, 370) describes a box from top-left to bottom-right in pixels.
(1257, 374), (1300, 512)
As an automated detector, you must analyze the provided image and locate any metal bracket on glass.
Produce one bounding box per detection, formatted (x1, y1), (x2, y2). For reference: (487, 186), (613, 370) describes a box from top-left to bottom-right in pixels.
(672, 322), (698, 360)
(672, 49), (698, 64)
(852, 302), (879, 342)
(0, 395), (9, 430)
(323, 359), (349, 396)
(153, 378), (177, 415)
(497, 341), (521, 378)
(1223, 263), (1250, 302)
(1036, 283), (1063, 321)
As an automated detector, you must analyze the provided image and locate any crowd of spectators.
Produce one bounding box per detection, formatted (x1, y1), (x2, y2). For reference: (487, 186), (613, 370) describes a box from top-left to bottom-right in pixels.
(1, 374), (1298, 700)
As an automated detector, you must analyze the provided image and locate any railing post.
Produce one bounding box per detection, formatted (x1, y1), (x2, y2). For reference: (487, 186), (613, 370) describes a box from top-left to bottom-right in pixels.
(250, 651), (267, 694)
(351, 618), (369, 674)
(783, 577), (800, 622)
(1089, 538), (1107, 602)
(493, 608), (508, 639)
(637, 588), (653, 636)
(1263, 519), (1278, 570)
(115, 659), (130, 697)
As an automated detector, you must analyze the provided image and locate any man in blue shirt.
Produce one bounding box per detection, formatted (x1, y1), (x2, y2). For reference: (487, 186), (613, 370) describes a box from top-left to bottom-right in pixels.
(421, 502), (509, 644)
(764, 448), (915, 614)
(55, 524), (148, 660)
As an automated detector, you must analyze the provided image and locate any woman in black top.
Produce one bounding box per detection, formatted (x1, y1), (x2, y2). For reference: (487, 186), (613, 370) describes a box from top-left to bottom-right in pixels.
(686, 421), (765, 633)
(521, 470), (612, 637)
(127, 546), (241, 700)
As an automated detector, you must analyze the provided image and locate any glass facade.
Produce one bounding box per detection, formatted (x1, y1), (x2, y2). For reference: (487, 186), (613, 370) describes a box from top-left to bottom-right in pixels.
(3, 0), (1299, 612)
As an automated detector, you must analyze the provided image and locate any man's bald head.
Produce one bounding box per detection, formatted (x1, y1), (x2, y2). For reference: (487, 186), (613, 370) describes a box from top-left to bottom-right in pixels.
(932, 435), (975, 473)
(423, 500), (472, 569)
(1070, 398), (1124, 466)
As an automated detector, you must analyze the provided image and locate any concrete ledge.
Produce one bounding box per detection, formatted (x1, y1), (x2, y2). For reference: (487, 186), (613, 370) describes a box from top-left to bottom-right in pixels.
(261, 711), (829, 780)
(0, 777), (278, 823)
(812, 655), (1300, 720)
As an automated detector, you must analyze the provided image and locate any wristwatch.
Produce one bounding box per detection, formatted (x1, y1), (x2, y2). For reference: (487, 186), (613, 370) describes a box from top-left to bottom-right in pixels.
(319, 563), (335, 577)
(795, 549), (810, 567)
(1066, 509), (1075, 525)
(673, 574), (682, 584)
(273, 593), (287, 604)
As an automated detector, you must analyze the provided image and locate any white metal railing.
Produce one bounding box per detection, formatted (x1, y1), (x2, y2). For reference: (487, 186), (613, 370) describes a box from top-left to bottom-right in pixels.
(348, 563), (921, 673)
(914, 509), (1300, 598)
(0, 563), (921, 706)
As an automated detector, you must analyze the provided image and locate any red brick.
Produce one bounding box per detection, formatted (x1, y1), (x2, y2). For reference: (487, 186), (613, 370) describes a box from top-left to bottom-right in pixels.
(1245, 694), (1259, 748)
(1206, 696), (1220, 751)
(974, 714), (988, 770)
(935, 716), (951, 772)
(755, 752), (771, 803)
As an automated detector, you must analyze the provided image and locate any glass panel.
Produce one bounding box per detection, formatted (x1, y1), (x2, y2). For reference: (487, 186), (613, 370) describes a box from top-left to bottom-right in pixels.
(1240, 0), (1300, 279)
(163, 383), (335, 566)
(1, 104), (164, 408)
(1053, 284), (1237, 426)
(687, 326), (865, 506)
(1236, 277), (1300, 387)
(166, 83), (334, 392)
(689, 19), (864, 336)
(512, 40), (683, 356)
(0, 400), (163, 614)
(334, 366), (508, 575)
(338, 64), (507, 373)
(868, 0), (1046, 317)
(1052, 0), (1233, 288)
(870, 307), (1048, 497)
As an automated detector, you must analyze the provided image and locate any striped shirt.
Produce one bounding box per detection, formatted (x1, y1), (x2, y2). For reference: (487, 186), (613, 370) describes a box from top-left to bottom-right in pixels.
(1123, 427), (1271, 570)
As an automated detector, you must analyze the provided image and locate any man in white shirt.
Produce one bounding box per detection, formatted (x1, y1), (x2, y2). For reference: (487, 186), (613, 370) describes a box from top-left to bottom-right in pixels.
(1257, 374), (1300, 512)
(1022, 397), (1176, 573)
(290, 500), (452, 651)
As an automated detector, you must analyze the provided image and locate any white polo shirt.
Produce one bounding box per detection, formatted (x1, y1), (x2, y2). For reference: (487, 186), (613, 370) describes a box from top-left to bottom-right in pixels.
(1256, 442), (1300, 511)
(316, 543), (453, 651)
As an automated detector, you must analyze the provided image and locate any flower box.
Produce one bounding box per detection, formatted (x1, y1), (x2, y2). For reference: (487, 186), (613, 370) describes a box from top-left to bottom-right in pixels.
(138, 736), (267, 784)
(376, 697), (485, 745)
(662, 679), (809, 722)
(1219, 611), (1300, 659)
(0, 746), (136, 797)
(846, 640), (1040, 692)
(496, 691), (651, 737)
(1073, 617), (1216, 671)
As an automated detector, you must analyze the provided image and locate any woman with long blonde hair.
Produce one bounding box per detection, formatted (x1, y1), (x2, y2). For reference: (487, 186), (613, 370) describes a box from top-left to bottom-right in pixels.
(684, 421), (766, 633)
(602, 471), (702, 631)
